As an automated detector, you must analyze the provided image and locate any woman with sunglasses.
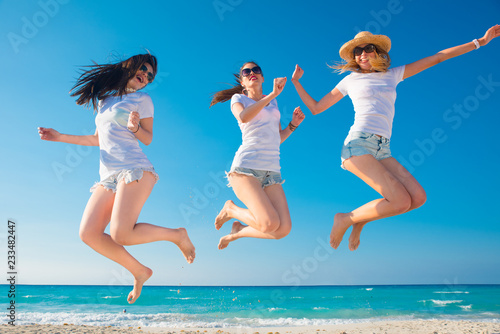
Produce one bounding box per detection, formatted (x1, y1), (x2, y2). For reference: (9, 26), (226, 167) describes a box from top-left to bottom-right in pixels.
(291, 25), (500, 251)
(210, 62), (305, 249)
(38, 54), (196, 303)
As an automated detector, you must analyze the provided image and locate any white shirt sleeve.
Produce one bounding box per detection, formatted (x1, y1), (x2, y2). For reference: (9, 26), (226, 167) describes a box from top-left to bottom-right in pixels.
(335, 75), (350, 96)
(138, 93), (154, 119)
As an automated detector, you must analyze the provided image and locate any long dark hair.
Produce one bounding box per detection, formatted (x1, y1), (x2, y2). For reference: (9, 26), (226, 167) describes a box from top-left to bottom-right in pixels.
(70, 53), (158, 111)
(209, 61), (261, 108)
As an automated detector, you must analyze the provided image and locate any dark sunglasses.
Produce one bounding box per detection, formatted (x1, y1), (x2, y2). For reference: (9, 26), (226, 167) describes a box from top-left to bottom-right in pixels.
(241, 66), (262, 77)
(139, 64), (154, 83)
(353, 44), (377, 57)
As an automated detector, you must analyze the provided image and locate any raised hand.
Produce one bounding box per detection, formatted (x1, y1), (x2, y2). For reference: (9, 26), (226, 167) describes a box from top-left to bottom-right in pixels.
(291, 65), (304, 83)
(127, 111), (140, 132)
(38, 127), (61, 142)
(480, 24), (500, 46)
(291, 107), (305, 126)
(271, 77), (287, 98)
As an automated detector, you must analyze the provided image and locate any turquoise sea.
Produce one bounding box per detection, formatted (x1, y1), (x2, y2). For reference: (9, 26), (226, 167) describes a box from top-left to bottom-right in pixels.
(3, 285), (500, 328)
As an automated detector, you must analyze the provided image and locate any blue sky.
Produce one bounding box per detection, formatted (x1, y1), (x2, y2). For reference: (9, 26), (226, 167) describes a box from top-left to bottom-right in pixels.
(1, 0), (499, 287)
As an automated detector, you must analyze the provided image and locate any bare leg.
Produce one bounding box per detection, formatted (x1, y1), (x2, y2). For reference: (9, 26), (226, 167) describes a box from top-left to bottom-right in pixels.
(215, 200), (235, 230)
(109, 172), (196, 263)
(347, 157), (427, 250)
(219, 174), (281, 233)
(330, 155), (413, 249)
(217, 184), (292, 249)
(79, 186), (153, 304)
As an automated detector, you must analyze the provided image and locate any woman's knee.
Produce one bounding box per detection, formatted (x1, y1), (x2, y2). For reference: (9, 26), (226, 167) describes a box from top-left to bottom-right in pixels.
(273, 222), (291, 239)
(390, 191), (412, 214)
(411, 188), (427, 210)
(257, 213), (281, 233)
(110, 228), (131, 246)
(79, 228), (93, 245)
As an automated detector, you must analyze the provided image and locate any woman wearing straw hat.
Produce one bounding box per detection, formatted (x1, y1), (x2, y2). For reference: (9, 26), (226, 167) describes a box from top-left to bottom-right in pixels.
(291, 25), (500, 250)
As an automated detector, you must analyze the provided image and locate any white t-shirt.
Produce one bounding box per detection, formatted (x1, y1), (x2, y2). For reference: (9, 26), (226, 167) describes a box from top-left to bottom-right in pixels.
(96, 92), (154, 180)
(335, 65), (405, 139)
(230, 94), (281, 173)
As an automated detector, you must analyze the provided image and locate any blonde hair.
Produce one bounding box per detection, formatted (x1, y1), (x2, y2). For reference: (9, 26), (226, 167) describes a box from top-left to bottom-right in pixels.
(331, 46), (391, 74)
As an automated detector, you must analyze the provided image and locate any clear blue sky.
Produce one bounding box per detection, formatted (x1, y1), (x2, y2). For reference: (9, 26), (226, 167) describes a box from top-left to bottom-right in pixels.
(1, 0), (499, 286)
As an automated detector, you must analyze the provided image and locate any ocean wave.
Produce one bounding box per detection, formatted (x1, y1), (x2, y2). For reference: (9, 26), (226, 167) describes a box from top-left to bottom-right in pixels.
(459, 305), (472, 311)
(16, 312), (500, 328)
(364, 288), (373, 291)
(17, 312), (367, 328)
(268, 308), (285, 312)
(419, 299), (463, 306)
(101, 296), (121, 299)
(312, 307), (329, 310)
(434, 291), (470, 294)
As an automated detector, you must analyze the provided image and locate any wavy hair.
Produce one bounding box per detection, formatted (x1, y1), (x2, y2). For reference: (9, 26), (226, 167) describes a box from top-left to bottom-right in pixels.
(331, 45), (391, 74)
(70, 53), (158, 111)
(209, 61), (262, 108)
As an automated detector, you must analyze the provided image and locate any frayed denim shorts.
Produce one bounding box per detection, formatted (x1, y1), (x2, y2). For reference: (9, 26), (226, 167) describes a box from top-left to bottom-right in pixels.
(226, 167), (284, 189)
(90, 167), (159, 193)
(341, 131), (392, 169)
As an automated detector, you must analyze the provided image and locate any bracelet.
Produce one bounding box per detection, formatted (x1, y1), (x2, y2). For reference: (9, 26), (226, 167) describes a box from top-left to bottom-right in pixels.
(472, 39), (480, 50)
(288, 122), (298, 131)
(132, 125), (140, 133)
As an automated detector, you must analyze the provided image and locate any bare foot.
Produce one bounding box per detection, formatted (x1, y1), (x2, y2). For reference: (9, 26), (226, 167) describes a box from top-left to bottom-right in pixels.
(330, 213), (353, 249)
(215, 200), (235, 230)
(218, 221), (245, 250)
(127, 267), (153, 304)
(174, 228), (196, 264)
(348, 222), (367, 251)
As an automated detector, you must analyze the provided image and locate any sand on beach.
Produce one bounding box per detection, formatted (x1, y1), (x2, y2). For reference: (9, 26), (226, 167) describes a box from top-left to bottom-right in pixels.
(3, 320), (500, 334)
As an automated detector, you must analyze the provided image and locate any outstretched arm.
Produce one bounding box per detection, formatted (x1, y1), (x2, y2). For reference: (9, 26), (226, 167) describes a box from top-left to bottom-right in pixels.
(280, 107), (305, 143)
(291, 65), (344, 115)
(38, 127), (99, 146)
(403, 24), (500, 80)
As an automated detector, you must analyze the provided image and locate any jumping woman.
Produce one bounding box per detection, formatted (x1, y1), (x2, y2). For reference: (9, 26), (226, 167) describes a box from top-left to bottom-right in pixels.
(210, 61), (305, 249)
(38, 54), (196, 303)
(292, 25), (500, 250)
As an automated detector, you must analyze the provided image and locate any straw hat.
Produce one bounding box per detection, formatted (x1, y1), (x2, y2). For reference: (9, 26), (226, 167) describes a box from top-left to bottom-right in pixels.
(339, 31), (391, 61)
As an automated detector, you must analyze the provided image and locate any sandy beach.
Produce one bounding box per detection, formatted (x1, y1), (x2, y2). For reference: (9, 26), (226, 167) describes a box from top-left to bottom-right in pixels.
(3, 320), (499, 334)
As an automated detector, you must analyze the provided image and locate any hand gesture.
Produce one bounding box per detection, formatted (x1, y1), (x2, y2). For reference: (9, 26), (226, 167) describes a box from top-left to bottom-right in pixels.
(480, 24), (500, 46)
(291, 65), (304, 83)
(38, 127), (61, 142)
(127, 111), (140, 132)
(291, 107), (305, 127)
(271, 77), (287, 98)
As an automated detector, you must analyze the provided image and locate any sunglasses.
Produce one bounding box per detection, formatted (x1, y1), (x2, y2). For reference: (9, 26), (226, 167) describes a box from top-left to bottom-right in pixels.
(241, 66), (262, 77)
(139, 64), (154, 83)
(353, 44), (377, 57)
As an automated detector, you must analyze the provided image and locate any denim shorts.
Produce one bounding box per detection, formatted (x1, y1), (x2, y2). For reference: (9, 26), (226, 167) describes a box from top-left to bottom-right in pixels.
(226, 167), (284, 189)
(90, 167), (159, 193)
(341, 131), (392, 169)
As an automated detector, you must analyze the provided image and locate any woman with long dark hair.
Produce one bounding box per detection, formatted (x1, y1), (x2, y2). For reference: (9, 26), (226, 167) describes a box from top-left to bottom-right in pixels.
(38, 54), (195, 304)
(210, 61), (305, 249)
(292, 25), (500, 251)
